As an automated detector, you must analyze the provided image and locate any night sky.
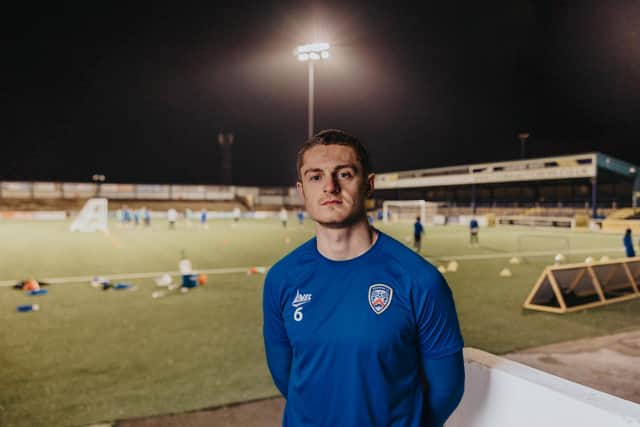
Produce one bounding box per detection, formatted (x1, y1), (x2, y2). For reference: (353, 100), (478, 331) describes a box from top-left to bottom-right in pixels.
(4, 1), (640, 186)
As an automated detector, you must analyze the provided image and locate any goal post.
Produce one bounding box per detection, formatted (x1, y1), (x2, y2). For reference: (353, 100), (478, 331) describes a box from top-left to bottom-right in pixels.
(382, 200), (440, 225)
(70, 198), (108, 232)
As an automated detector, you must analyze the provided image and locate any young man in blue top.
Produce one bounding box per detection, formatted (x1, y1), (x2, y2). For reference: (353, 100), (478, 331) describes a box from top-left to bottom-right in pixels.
(469, 218), (479, 247)
(263, 129), (465, 427)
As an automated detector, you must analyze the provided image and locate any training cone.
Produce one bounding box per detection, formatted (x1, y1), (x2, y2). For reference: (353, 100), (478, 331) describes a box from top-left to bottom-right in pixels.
(499, 268), (512, 277)
(197, 274), (208, 285)
(23, 279), (40, 292)
(600, 255), (610, 262)
(437, 265), (447, 274)
(247, 267), (258, 275)
(446, 261), (459, 272)
(509, 257), (521, 265)
(584, 256), (595, 264)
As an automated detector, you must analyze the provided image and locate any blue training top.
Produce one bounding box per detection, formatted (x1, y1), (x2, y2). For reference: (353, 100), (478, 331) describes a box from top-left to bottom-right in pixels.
(414, 221), (424, 237)
(624, 233), (635, 257)
(263, 231), (464, 427)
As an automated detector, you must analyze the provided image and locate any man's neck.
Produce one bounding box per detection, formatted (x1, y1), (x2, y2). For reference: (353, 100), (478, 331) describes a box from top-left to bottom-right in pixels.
(315, 219), (378, 261)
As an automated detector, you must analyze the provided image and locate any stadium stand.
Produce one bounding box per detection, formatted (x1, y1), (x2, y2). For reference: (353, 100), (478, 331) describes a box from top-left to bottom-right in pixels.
(374, 152), (639, 224)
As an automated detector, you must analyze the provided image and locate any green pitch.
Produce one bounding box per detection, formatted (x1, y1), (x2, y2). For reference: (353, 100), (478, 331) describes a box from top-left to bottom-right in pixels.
(1, 219), (638, 426)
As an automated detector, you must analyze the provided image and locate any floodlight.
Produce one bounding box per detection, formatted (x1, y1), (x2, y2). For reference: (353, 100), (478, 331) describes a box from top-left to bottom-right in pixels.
(294, 42), (330, 55)
(294, 41), (330, 139)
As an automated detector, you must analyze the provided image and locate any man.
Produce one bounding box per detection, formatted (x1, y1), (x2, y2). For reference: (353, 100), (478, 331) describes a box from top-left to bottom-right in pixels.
(233, 207), (241, 222)
(263, 130), (464, 427)
(623, 228), (635, 257)
(279, 207), (288, 228)
(414, 216), (424, 252)
(142, 207), (151, 227)
(167, 208), (177, 229)
(469, 217), (479, 247)
(200, 208), (208, 229)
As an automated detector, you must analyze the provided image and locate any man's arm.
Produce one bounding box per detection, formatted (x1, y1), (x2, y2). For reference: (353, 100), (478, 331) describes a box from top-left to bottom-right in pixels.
(263, 273), (292, 398)
(421, 350), (465, 427)
(414, 269), (465, 426)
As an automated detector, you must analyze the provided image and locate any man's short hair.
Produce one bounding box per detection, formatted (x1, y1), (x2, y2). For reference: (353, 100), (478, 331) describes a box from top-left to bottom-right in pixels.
(296, 129), (371, 180)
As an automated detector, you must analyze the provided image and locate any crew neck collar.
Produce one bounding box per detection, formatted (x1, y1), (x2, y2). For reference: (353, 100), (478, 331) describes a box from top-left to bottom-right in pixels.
(313, 229), (383, 264)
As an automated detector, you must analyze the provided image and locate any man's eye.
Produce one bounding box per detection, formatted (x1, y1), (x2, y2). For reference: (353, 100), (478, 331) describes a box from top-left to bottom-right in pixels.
(309, 175), (321, 182)
(339, 171), (353, 179)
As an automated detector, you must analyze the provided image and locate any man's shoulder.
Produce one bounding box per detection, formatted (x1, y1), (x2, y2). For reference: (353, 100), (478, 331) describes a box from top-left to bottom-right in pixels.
(267, 238), (317, 280)
(377, 232), (439, 279)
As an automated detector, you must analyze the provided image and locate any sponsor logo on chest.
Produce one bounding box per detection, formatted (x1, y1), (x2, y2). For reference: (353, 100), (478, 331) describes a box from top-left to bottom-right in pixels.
(368, 284), (393, 315)
(291, 289), (312, 322)
(292, 289), (312, 307)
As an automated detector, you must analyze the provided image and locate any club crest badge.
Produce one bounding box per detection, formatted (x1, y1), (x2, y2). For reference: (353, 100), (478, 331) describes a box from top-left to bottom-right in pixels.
(368, 284), (393, 315)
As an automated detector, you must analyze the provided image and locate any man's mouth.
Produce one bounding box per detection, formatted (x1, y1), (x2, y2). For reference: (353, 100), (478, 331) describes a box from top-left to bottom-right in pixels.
(321, 199), (342, 206)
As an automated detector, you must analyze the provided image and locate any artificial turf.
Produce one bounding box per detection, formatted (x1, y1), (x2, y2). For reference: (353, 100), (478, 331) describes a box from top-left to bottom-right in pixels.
(1, 219), (638, 426)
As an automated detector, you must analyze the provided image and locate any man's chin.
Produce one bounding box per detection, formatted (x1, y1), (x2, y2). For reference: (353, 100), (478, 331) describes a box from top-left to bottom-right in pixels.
(314, 213), (364, 229)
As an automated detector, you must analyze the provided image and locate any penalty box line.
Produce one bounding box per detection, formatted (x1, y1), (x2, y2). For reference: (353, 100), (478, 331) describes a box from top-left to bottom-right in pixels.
(0, 266), (269, 288)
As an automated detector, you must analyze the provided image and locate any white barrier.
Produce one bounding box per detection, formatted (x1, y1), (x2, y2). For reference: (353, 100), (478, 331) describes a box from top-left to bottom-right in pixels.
(0, 211), (67, 220)
(447, 348), (640, 426)
(496, 215), (575, 228)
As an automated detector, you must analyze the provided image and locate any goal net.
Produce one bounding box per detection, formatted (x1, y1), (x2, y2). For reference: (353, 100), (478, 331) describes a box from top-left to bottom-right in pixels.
(70, 198), (108, 232)
(382, 200), (440, 225)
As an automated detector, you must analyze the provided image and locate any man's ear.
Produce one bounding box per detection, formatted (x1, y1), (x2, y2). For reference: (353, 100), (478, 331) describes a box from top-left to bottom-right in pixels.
(296, 181), (305, 202)
(366, 173), (375, 197)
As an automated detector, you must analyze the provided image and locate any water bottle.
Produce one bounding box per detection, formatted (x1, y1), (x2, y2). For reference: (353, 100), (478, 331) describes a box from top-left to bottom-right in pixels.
(17, 304), (40, 312)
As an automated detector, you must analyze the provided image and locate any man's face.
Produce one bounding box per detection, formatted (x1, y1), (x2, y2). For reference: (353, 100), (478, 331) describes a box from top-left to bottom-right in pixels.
(296, 144), (374, 228)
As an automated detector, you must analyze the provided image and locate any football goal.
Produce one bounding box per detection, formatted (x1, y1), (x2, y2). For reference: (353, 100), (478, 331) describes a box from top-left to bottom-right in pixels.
(382, 200), (440, 225)
(70, 198), (108, 232)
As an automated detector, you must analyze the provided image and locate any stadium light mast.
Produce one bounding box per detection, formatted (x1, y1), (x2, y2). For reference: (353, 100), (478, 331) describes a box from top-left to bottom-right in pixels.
(294, 42), (330, 139)
(92, 174), (105, 197)
(517, 132), (530, 159)
(218, 132), (234, 185)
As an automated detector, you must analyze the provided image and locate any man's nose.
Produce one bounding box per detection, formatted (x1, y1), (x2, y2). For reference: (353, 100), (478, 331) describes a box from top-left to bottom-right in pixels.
(324, 174), (341, 193)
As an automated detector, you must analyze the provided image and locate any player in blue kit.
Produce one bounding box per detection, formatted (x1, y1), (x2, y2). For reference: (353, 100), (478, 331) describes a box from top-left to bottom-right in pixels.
(414, 216), (424, 252)
(263, 130), (464, 427)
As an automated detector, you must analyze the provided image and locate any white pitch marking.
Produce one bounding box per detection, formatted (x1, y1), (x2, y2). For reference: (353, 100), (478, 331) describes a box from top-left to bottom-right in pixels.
(0, 266), (267, 287)
(0, 247), (625, 287)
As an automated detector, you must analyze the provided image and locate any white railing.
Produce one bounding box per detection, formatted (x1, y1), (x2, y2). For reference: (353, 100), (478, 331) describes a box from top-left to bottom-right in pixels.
(447, 348), (640, 426)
